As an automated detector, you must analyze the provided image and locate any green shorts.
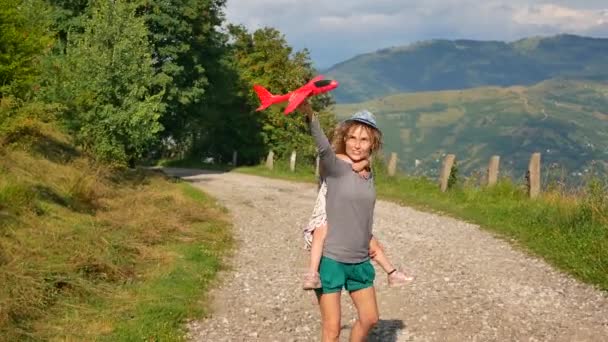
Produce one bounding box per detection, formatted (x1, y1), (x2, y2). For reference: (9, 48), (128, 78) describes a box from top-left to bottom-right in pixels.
(315, 256), (375, 294)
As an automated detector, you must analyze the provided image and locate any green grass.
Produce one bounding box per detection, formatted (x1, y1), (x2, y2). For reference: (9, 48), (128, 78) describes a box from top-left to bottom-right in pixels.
(238, 160), (318, 183)
(97, 183), (232, 341)
(106, 243), (218, 341)
(231, 163), (608, 291)
(0, 121), (233, 341)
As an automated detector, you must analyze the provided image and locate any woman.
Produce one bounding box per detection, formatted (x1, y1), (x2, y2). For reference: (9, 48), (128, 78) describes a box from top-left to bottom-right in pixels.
(303, 158), (413, 290)
(298, 100), (383, 341)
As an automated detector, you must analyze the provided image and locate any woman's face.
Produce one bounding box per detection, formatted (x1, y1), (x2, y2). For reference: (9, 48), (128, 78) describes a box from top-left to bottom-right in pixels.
(345, 125), (372, 162)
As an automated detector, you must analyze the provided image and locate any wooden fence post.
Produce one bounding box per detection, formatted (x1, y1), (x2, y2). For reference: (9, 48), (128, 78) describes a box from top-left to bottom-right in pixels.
(527, 152), (541, 198)
(290, 150), (296, 172)
(487, 155), (500, 186)
(315, 155), (320, 177)
(232, 150), (237, 166)
(265, 150), (274, 170)
(439, 154), (456, 192)
(387, 152), (398, 177)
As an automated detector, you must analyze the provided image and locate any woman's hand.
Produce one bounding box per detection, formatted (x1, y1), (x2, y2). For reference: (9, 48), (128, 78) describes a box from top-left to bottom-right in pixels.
(297, 99), (314, 119)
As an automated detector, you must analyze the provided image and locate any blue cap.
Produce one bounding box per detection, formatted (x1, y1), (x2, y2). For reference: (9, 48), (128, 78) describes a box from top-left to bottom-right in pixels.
(343, 109), (380, 132)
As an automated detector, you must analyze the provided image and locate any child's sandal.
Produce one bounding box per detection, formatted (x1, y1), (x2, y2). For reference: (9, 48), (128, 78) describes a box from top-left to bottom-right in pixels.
(302, 271), (321, 290)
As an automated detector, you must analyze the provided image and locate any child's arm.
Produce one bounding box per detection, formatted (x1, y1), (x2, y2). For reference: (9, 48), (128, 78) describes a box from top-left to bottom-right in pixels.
(351, 159), (370, 172)
(336, 154), (352, 164)
(336, 154), (370, 178)
(369, 237), (384, 258)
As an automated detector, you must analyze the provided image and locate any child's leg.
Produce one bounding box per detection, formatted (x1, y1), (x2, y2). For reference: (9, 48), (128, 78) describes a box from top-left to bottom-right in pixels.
(309, 224), (327, 273)
(369, 237), (396, 273)
(369, 237), (414, 287)
(303, 224), (327, 290)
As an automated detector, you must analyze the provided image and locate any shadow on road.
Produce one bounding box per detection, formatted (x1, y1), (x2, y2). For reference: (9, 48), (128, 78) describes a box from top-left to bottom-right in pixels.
(368, 319), (406, 342)
(340, 319), (405, 341)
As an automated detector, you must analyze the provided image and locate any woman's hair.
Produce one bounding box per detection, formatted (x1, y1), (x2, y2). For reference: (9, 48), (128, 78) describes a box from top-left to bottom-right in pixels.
(318, 120), (383, 184)
(330, 120), (383, 155)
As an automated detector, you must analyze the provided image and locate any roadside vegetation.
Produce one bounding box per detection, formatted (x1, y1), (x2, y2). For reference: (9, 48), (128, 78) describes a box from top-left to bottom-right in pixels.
(0, 117), (232, 340)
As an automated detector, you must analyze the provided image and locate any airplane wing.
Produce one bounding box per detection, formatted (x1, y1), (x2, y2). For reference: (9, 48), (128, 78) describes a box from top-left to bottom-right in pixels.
(284, 88), (313, 114)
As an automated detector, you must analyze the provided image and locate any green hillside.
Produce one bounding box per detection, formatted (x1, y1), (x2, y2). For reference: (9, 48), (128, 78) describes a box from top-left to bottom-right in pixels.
(334, 79), (608, 181)
(326, 34), (608, 103)
(0, 117), (232, 340)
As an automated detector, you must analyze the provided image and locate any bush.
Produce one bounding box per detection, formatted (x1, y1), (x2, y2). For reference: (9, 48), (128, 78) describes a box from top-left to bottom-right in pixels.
(0, 98), (62, 146)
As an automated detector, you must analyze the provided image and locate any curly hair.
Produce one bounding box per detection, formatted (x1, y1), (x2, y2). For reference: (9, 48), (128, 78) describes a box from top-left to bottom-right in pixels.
(330, 120), (383, 155)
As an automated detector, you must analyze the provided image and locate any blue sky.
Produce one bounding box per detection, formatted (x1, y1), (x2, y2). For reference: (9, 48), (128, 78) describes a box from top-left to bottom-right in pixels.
(224, 0), (608, 69)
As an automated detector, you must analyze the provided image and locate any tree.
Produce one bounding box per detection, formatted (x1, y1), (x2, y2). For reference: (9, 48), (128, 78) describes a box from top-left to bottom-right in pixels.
(0, 0), (53, 98)
(227, 25), (336, 162)
(137, 0), (229, 156)
(38, 0), (164, 165)
(47, 0), (90, 42)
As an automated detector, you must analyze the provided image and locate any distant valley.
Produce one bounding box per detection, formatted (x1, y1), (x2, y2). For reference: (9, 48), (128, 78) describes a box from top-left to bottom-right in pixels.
(333, 79), (608, 181)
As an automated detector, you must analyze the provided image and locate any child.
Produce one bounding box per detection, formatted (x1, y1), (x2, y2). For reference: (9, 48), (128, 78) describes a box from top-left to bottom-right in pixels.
(303, 154), (413, 290)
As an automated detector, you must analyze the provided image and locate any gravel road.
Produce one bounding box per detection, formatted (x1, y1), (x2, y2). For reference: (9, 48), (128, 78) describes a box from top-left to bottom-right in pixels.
(163, 168), (608, 342)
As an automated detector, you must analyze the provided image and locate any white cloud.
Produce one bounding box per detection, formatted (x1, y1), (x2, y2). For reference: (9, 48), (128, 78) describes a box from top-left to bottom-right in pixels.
(317, 13), (408, 33)
(513, 4), (608, 31)
(223, 1), (608, 68)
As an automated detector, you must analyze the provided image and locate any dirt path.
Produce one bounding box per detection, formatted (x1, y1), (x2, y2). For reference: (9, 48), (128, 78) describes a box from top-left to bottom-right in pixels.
(164, 168), (608, 342)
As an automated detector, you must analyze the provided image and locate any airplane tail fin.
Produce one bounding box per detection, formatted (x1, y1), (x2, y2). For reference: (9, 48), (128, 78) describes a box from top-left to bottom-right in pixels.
(253, 85), (275, 111)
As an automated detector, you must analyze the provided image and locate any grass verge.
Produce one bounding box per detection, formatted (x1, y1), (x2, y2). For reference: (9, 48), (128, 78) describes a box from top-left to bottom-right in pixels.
(0, 122), (233, 341)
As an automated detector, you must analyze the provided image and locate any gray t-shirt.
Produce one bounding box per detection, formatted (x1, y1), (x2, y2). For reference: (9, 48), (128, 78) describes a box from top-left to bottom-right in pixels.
(309, 116), (376, 263)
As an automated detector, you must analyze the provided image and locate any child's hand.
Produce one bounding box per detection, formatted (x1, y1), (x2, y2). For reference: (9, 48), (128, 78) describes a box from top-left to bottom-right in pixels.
(357, 169), (370, 179)
(369, 239), (384, 258)
(351, 159), (369, 172)
(352, 159), (370, 179)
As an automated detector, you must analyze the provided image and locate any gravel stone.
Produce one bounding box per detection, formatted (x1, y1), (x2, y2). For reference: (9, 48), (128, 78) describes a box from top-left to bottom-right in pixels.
(164, 168), (608, 342)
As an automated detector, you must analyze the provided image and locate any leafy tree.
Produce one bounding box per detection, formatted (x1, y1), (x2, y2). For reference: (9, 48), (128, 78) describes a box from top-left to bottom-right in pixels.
(137, 0), (228, 156)
(187, 47), (265, 165)
(227, 25), (336, 162)
(47, 0), (90, 42)
(136, 1), (276, 165)
(38, 0), (164, 165)
(0, 0), (53, 98)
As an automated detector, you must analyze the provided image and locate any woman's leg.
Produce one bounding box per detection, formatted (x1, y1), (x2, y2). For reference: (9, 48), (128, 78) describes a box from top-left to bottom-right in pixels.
(304, 225), (327, 289)
(349, 287), (379, 342)
(317, 292), (342, 342)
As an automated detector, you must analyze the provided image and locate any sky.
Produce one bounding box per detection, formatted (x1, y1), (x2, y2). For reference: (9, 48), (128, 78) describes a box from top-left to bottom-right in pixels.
(224, 0), (608, 69)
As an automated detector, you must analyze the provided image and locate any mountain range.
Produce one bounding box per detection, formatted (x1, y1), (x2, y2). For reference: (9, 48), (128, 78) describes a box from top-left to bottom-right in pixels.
(326, 34), (608, 181)
(333, 79), (608, 180)
(325, 34), (608, 104)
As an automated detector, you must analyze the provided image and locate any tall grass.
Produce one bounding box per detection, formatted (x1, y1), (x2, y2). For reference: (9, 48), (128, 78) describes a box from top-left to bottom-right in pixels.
(0, 118), (232, 340)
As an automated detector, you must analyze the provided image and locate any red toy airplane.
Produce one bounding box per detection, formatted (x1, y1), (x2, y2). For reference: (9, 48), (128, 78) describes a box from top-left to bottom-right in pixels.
(253, 75), (339, 114)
